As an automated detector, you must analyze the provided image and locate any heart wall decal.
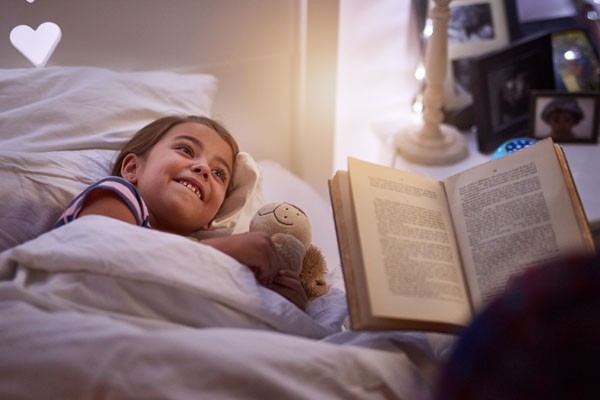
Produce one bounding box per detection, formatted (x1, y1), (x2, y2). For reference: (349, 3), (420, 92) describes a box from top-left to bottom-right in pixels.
(10, 22), (62, 68)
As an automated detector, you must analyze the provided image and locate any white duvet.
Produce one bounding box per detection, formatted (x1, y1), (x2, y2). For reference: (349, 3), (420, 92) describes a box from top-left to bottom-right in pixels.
(0, 217), (451, 399)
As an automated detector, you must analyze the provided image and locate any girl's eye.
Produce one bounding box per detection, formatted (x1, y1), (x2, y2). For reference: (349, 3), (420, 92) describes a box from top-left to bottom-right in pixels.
(212, 168), (228, 183)
(176, 144), (194, 157)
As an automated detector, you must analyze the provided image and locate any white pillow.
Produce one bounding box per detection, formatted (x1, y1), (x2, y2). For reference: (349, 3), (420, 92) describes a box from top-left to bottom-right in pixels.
(0, 150), (114, 253)
(0, 66), (217, 152)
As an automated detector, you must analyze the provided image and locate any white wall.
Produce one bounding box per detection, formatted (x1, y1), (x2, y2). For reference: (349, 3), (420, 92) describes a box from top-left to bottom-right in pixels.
(334, 0), (420, 171)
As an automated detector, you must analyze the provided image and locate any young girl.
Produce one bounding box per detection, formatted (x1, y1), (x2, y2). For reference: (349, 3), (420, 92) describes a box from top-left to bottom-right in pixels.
(55, 115), (307, 309)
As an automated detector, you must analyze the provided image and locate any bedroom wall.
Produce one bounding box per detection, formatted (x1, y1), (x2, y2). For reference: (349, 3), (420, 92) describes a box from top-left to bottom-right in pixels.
(1, 0), (339, 199)
(334, 0), (421, 172)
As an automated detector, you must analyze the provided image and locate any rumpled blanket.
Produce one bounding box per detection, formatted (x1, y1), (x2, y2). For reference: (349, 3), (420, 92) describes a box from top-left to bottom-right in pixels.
(0, 216), (452, 399)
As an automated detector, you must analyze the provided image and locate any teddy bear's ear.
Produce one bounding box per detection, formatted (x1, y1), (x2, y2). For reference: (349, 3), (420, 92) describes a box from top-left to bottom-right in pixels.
(300, 244), (329, 300)
(256, 202), (279, 215)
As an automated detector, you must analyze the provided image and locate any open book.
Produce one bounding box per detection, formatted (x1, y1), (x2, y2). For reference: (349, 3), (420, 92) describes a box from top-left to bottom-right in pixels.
(329, 138), (595, 333)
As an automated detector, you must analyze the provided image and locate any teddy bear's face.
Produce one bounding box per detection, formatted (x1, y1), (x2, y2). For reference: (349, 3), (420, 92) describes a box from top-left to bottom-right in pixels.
(249, 202), (311, 248)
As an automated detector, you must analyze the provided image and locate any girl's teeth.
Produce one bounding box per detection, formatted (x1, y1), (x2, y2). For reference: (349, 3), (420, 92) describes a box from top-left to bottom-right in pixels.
(180, 181), (201, 198)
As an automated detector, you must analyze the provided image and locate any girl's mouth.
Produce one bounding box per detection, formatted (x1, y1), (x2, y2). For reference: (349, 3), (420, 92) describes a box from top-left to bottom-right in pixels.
(177, 179), (203, 200)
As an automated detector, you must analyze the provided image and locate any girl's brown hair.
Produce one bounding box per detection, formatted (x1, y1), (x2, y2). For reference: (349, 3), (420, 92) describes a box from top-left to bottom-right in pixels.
(111, 115), (239, 184)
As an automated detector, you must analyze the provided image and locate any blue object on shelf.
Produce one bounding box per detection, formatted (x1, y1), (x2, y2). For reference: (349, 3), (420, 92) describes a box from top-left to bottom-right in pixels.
(491, 137), (537, 160)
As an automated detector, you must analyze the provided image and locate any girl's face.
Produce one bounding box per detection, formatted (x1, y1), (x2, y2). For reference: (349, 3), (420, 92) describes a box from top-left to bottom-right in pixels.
(121, 122), (234, 235)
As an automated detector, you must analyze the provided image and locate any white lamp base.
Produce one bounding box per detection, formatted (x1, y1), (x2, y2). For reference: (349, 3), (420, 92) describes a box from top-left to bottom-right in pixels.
(394, 123), (468, 165)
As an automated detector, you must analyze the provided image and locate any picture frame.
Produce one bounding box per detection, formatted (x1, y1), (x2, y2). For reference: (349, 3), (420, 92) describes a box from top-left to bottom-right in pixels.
(447, 0), (510, 57)
(470, 32), (555, 153)
(443, 0), (511, 111)
(529, 90), (599, 143)
(551, 29), (600, 92)
(504, 0), (579, 42)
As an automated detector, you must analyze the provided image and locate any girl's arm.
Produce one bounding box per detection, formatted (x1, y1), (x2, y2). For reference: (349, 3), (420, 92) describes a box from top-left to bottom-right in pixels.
(77, 189), (139, 224)
(201, 231), (281, 284)
(201, 232), (308, 309)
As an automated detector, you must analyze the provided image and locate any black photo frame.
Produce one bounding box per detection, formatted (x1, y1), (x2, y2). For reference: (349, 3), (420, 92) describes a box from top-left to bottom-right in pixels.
(529, 90), (599, 143)
(470, 32), (555, 153)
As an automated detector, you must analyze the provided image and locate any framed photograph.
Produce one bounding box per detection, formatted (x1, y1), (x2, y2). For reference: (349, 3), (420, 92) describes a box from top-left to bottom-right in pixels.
(529, 91), (599, 143)
(443, 0), (511, 111)
(447, 0), (510, 54)
(470, 32), (555, 153)
(551, 29), (600, 91)
(504, 0), (579, 42)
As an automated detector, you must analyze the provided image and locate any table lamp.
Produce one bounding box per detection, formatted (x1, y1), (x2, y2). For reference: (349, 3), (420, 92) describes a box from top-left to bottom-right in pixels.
(394, 0), (468, 164)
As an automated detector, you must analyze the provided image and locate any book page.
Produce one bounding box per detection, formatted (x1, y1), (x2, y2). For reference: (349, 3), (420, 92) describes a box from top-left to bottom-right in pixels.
(445, 138), (591, 307)
(347, 157), (471, 326)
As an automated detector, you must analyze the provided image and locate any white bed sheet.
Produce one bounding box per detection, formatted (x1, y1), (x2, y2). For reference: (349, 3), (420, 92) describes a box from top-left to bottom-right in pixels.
(0, 216), (452, 399)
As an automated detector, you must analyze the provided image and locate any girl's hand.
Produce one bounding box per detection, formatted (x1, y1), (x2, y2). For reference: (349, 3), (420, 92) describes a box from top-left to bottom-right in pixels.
(201, 231), (281, 284)
(268, 269), (308, 310)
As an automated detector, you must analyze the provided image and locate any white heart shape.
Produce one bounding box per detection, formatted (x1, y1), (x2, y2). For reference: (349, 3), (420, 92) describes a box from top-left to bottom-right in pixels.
(26, 0), (36, 3)
(10, 22), (62, 68)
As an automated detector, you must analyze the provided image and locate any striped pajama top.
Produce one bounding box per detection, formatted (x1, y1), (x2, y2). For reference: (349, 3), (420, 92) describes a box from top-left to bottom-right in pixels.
(54, 176), (150, 229)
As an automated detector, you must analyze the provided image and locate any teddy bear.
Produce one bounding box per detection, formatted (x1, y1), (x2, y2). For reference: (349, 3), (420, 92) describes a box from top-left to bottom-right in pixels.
(249, 202), (329, 301)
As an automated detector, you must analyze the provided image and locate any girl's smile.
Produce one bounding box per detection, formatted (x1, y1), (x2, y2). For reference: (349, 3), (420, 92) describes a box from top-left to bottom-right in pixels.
(176, 178), (204, 200)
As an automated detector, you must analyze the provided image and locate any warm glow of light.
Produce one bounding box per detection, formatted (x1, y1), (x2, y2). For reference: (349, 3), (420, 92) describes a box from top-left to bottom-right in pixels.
(422, 19), (433, 39)
(411, 93), (424, 114)
(414, 62), (426, 81)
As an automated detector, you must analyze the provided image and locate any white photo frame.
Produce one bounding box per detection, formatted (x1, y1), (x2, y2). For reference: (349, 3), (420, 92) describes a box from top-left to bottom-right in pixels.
(447, 0), (510, 58)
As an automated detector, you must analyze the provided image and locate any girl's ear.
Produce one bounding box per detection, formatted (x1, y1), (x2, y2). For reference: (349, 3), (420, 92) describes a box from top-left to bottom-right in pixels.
(121, 153), (139, 184)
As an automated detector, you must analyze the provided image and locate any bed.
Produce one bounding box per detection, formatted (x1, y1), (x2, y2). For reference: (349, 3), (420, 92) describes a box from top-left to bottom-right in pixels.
(0, 1), (454, 398)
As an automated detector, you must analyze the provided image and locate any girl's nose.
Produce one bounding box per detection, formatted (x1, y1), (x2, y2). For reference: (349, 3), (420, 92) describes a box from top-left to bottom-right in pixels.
(192, 163), (209, 179)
